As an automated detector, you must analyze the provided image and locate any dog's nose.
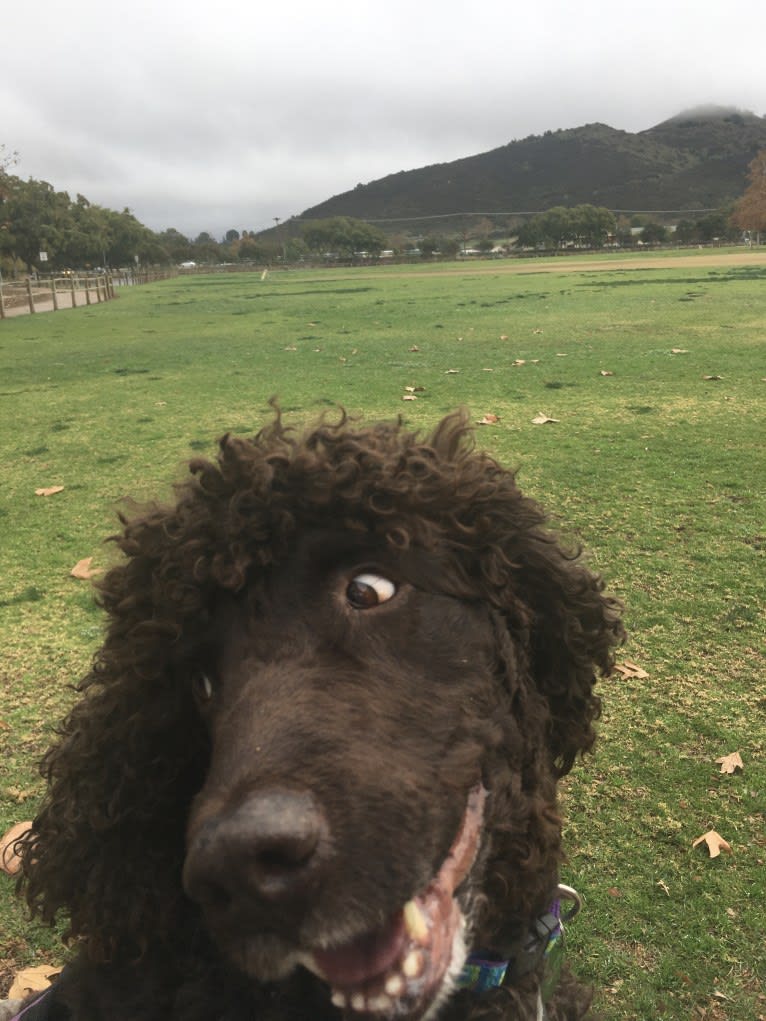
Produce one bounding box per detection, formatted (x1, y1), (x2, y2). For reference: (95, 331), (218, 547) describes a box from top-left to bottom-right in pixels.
(184, 789), (328, 909)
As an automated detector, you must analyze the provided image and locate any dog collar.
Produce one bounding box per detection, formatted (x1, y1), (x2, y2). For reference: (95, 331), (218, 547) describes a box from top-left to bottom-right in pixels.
(455, 884), (581, 1001)
(455, 952), (510, 992)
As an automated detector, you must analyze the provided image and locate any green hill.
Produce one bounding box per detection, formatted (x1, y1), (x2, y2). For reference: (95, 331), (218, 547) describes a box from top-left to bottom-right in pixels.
(294, 106), (766, 230)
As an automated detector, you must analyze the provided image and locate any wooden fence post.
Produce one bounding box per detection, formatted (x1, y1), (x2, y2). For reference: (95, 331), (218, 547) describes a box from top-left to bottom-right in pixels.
(27, 278), (35, 313)
(70, 277), (77, 307)
(0, 278), (5, 319)
(51, 278), (59, 311)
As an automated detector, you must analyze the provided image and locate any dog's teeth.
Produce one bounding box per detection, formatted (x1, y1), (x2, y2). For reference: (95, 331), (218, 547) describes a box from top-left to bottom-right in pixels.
(368, 994), (393, 1013)
(331, 990), (348, 1009)
(402, 949), (424, 978)
(384, 973), (405, 997)
(403, 898), (429, 943)
(351, 992), (366, 1012)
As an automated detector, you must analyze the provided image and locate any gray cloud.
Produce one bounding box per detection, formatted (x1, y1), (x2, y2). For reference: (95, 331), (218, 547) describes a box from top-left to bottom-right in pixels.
(5, 0), (765, 237)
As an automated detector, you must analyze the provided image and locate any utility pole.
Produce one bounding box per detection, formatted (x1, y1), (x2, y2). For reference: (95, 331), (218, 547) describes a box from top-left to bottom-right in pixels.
(274, 216), (287, 262)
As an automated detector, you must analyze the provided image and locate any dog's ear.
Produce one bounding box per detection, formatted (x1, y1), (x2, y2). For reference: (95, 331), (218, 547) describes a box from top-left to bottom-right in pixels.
(19, 498), (220, 960)
(503, 539), (624, 776)
(19, 657), (208, 960)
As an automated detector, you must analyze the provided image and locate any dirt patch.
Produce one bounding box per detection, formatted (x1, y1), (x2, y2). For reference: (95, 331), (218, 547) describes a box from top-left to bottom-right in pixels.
(377, 249), (766, 280)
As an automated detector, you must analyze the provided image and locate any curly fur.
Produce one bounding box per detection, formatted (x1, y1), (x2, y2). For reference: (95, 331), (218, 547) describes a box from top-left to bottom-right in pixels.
(17, 409), (624, 1021)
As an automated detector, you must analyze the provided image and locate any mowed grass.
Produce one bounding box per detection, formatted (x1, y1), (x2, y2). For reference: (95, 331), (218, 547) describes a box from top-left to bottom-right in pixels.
(1, 253), (764, 1018)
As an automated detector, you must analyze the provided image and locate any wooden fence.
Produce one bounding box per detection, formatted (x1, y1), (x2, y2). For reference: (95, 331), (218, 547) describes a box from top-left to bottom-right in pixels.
(0, 268), (177, 319)
(0, 273), (115, 318)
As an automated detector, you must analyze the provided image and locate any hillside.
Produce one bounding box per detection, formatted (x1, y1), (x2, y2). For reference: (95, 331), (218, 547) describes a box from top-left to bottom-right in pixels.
(295, 106), (766, 229)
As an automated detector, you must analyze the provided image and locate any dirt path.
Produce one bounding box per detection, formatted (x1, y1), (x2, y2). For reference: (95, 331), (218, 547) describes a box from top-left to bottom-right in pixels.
(1, 290), (92, 318)
(375, 249), (766, 279)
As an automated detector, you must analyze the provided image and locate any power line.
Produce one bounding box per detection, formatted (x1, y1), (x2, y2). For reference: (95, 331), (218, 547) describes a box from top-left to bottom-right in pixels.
(293, 207), (725, 225)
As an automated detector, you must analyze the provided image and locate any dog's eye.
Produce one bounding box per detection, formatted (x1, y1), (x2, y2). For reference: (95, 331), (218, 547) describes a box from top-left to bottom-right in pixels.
(346, 572), (396, 609)
(192, 671), (215, 703)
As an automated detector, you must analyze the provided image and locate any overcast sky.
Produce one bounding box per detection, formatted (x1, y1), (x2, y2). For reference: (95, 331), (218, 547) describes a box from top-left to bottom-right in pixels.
(4, 0), (765, 238)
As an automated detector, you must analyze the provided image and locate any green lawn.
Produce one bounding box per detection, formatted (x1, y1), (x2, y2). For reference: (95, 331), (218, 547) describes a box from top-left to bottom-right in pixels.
(1, 253), (764, 1018)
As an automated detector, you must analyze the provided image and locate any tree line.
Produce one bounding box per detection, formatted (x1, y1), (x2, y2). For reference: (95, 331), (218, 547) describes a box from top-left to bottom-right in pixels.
(2, 148), (765, 275)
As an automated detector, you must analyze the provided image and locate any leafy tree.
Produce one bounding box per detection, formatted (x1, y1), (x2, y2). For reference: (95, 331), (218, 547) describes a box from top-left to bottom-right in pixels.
(156, 228), (193, 263)
(675, 219), (698, 243)
(572, 205), (616, 246)
(731, 150), (766, 241)
(440, 237), (461, 259)
(640, 222), (668, 244)
(419, 235), (440, 258)
(0, 144), (19, 174)
(236, 237), (278, 262)
(0, 177), (70, 269)
(284, 237), (308, 262)
(192, 234), (221, 264)
(514, 205), (615, 249)
(104, 208), (159, 265)
(303, 217), (387, 257)
(0, 171), (169, 270)
(514, 219), (543, 248)
(538, 206), (575, 246)
(696, 212), (733, 243)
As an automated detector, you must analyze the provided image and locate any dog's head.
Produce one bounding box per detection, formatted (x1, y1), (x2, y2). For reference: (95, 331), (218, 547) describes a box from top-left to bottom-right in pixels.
(21, 411), (623, 1020)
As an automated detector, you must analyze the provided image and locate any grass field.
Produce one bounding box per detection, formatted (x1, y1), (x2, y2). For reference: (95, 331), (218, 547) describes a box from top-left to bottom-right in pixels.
(1, 251), (764, 1019)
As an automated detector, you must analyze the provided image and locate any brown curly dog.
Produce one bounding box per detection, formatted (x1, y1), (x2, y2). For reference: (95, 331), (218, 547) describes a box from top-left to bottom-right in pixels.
(16, 410), (624, 1021)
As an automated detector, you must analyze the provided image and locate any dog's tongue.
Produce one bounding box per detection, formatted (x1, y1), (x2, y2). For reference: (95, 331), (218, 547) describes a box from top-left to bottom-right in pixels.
(309, 784), (487, 1012)
(313, 914), (406, 987)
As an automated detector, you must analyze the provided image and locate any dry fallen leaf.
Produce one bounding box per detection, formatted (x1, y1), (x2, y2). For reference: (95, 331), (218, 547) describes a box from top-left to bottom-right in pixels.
(70, 557), (101, 581)
(283, 344), (297, 351)
(499, 334), (509, 340)
(715, 752), (744, 774)
(445, 369), (460, 374)
(9, 966), (62, 1001)
(512, 359), (526, 367)
(614, 661), (650, 680)
(409, 345), (420, 352)
(477, 414), (499, 425)
(531, 413), (559, 425)
(703, 375), (723, 381)
(35, 486), (64, 497)
(692, 830), (732, 858)
(671, 348), (689, 354)
(600, 370), (614, 377)
(401, 394), (418, 401)
(404, 386), (426, 393)
(0, 821), (32, 876)
(656, 879), (670, 897)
